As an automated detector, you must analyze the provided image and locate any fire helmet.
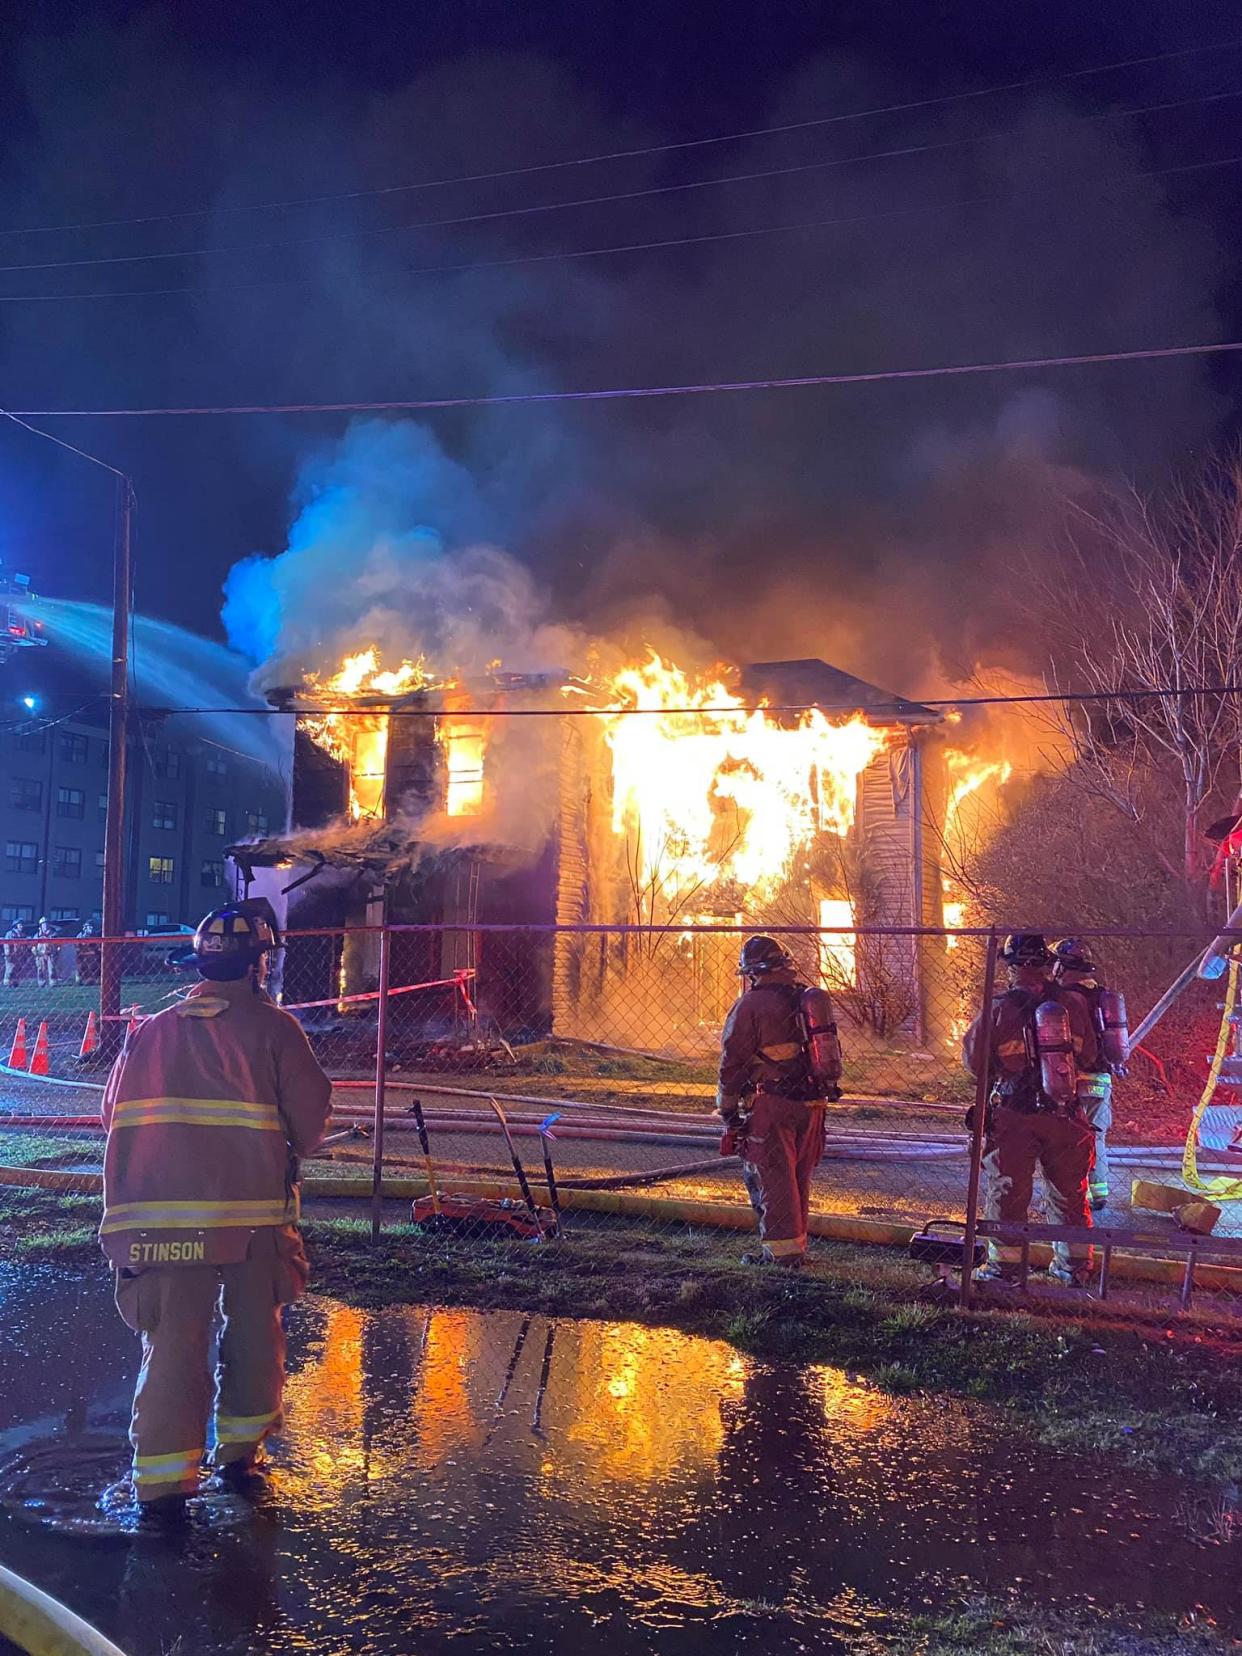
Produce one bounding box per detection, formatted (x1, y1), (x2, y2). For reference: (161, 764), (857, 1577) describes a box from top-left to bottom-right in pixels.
(1000, 932), (1052, 967)
(738, 935), (795, 978)
(1052, 936), (1095, 974)
(193, 900), (282, 982)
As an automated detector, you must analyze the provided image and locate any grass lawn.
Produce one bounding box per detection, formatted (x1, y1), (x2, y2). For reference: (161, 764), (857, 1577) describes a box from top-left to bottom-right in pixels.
(6, 1183), (1242, 1488)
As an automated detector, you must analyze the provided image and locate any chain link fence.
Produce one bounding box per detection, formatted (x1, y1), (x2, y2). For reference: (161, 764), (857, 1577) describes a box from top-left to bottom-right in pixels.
(2, 924), (1242, 1321)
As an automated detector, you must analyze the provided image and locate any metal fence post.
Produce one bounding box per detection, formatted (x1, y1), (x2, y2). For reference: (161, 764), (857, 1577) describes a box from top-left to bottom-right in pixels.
(370, 923), (392, 1243)
(959, 928), (999, 1310)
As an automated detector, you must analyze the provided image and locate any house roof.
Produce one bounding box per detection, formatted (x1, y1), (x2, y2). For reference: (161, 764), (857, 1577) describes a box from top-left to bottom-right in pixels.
(740, 659), (940, 725)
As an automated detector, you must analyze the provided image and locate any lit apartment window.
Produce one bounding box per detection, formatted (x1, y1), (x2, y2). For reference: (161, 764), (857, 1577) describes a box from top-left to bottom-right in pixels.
(148, 856), (175, 886)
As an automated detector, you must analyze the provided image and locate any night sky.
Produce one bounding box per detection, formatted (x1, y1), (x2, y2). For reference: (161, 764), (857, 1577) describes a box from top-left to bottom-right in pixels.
(2, 0), (1241, 699)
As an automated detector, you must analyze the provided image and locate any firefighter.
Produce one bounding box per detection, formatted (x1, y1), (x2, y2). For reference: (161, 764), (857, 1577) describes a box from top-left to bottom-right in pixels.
(2, 919), (30, 988)
(963, 932), (1097, 1286)
(1052, 938), (1124, 1210)
(33, 916), (57, 988)
(99, 899), (332, 1518)
(75, 916), (102, 986)
(715, 935), (839, 1267)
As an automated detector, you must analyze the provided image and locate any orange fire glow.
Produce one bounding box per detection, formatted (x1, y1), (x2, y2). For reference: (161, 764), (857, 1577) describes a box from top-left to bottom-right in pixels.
(599, 652), (886, 910)
(941, 748), (1013, 947)
(300, 647), (436, 821)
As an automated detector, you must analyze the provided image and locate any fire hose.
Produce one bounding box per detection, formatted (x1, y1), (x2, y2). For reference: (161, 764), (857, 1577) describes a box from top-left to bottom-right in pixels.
(0, 1561), (128, 1656)
(323, 1139), (733, 1191)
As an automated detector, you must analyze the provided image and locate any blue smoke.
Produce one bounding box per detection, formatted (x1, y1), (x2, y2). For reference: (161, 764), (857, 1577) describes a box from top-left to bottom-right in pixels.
(223, 420), (511, 684)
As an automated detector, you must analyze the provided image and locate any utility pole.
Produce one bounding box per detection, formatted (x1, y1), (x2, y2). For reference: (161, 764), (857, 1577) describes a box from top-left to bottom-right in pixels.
(101, 479), (133, 1058)
(0, 414), (134, 1058)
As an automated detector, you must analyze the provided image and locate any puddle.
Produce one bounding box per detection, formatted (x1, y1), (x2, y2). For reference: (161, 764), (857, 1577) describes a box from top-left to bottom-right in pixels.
(0, 1262), (1237, 1653)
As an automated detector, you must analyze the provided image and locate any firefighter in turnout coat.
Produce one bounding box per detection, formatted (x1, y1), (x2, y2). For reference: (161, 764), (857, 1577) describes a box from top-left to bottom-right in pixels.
(1052, 937), (1122, 1210)
(716, 935), (840, 1266)
(100, 900), (331, 1515)
(963, 933), (1097, 1285)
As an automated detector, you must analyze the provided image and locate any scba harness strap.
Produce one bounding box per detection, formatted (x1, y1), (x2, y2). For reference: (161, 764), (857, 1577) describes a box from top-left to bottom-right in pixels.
(755, 982), (821, 1102)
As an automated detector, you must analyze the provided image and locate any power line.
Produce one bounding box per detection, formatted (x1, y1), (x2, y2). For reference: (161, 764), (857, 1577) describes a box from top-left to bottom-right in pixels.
(0, 408), (129, 481)
(3, 149), (1238, 307)
(129, 683), (1242, 718)
(9, 338), (1242, 418)
(5, 36), (1240, 241)
(2, 85), (1239, 278)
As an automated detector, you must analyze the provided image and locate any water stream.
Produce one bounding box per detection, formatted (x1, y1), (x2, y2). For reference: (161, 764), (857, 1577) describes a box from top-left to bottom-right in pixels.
(0, 1263), (1236, 1654)
(18, 598), (289, 773)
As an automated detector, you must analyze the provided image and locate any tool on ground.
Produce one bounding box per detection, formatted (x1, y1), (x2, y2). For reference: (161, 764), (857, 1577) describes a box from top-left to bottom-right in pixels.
(409, 1095), (557, 1240)
(909, 1219), (986, 1296)
(538, 1113), (562, 1222)
(410, 1096), (441, 1215)
(488, 1095), (551, 1238)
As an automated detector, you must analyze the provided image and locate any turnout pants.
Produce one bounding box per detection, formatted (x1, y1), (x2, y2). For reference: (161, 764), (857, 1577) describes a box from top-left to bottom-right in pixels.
(983, 1105), (1094, 1273)
(741, 1093), (826, 1262)
(115, 1225), (308, 1501)
(1077, 1074), (1112, 1200)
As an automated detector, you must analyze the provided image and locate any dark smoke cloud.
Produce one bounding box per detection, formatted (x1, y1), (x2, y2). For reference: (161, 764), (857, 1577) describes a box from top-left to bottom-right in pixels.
(0, 21), (1227, 698)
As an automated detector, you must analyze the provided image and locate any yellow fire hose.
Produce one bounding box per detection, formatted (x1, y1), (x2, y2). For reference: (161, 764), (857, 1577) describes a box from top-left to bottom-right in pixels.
(1181, 956), (1242, 1201)
(0, 1562), (128, 1656)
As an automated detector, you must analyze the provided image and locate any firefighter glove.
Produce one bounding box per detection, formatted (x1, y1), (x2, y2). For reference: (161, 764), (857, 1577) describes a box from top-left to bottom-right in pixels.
(715, 1089), (743, 1123)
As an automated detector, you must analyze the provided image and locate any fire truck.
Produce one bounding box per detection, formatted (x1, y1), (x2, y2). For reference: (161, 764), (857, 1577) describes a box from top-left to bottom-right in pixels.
(0, 567), (46, 663)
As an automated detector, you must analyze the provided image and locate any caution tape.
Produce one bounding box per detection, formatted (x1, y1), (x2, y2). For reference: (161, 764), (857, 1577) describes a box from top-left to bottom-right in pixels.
(1182, 955), (1242, 1202)
(282, 970), (475, 1013)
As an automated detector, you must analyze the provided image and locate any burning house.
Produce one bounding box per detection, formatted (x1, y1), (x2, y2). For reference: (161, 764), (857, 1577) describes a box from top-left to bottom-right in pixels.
(230, 650), (952, 1056)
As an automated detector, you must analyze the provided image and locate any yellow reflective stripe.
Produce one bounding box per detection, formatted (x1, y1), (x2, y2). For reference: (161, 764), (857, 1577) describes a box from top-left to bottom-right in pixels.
(112, 1097), (281, 1132)
(759, 1042), (802, 1061)
(764, 1236), (806, 1257)
(133, 1448), (202, 1484)
(101, 1198), (292, 1234)
(216, 1409), (280, 1442)
(997, 1040), (1027, 1058)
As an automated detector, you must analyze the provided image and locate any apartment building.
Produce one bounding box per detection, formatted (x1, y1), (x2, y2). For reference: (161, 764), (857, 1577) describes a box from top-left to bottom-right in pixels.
(0, 715), (286, 929)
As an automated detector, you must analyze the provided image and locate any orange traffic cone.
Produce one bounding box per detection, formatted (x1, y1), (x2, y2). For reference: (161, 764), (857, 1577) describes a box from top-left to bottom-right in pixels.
(7, 1017), (27, 1069)
(28, 1021), (50, 1077)
(78, 1010), (99, 1061)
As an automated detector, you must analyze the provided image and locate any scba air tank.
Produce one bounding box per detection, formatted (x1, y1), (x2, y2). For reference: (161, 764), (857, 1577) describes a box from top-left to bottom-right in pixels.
(800, 986), (843, 1087)
(1034, 999), (1078, 1105)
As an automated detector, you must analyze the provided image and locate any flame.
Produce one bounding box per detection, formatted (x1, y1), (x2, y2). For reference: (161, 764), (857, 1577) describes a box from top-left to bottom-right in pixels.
(941, 748), (1013, 949)
(599, 651), (886, 909)
(300, 648), (435, 821)
(818, 896), (857, 985)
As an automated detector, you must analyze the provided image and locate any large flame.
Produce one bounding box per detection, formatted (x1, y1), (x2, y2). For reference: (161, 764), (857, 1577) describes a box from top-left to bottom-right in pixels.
(599, 651), (886, 910)
(941, 747), (1013, 947)
(300, 647), (435, 821)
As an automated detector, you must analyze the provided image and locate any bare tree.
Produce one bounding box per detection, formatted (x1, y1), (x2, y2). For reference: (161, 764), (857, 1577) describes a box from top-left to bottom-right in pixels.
(1042, 453), (1242, 909)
